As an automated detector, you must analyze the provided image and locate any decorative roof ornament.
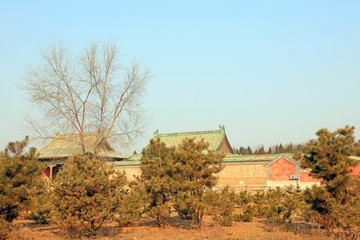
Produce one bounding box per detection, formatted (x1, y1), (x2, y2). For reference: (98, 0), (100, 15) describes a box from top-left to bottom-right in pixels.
(153, 129), (159, 136)
(219, 125), (225, 131)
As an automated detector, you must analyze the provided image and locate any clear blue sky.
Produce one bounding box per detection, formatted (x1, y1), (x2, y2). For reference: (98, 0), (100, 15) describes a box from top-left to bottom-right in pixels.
(1, 1), (360, 154)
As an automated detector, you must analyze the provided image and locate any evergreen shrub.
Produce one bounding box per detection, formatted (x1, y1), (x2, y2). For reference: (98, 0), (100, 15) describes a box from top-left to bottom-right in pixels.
(115, 182), (144, 227)
(0, 137), (43, 223)
(208, 187), (236, 226)
(51, 154), (127, 234)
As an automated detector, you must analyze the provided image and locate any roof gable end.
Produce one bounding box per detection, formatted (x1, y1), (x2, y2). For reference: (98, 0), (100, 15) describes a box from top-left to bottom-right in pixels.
(266, 153), (299, 167)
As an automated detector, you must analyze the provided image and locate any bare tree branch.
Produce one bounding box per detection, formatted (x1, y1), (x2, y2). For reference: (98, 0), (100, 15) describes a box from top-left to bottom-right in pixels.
(23, 40), (150, 156)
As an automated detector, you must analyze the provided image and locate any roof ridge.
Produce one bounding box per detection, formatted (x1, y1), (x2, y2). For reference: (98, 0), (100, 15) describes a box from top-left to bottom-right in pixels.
(225, 154), (280, 158)
(54, 132), (100, 138)
(154, 129), (221, 137)
(266, 153), (299, 166)
(151, 126), (226, 152)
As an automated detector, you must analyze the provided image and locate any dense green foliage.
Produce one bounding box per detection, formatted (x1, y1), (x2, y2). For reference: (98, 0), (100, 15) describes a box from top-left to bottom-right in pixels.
(171, 138), (224, 229)
(140, 139), (174, 226)
(1, 126), (360, 237)
(302, 126), (357, 185)
(0, 218), (9, 240)
(207, 187), (236, 226)
(52, 154), (127, 233)
(0, 137), (43, 223)
(262, 187), (303, 229)
(28, 180), (52, 224)
(233, 191), (255, 222)
(114, 182), (144, 227)
(208, 187), (305, 229)
(302, 126), (360, 238)
(140, 137), (225, 229)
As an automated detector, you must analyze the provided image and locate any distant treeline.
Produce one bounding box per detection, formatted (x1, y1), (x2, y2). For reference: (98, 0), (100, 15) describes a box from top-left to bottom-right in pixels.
(232, 143), (306, 155)
(234, 141), (360, 156)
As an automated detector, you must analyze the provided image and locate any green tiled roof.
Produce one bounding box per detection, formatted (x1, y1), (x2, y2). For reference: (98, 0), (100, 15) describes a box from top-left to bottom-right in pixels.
(110, 160), (140, 166)
(152, 125), (226, 151)
(97, 150), (128, 159)
(114, 154), (292, 166)
(128, 153), (142, 161)
(223, 154), (283, 163)
(349, 156), (360, 161)
(117, 153), (360, 167)
(38, 133), (127, 160)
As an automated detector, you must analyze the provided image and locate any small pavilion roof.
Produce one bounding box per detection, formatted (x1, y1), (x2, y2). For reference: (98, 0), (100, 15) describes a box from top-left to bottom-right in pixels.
(38, 133), (127, 160)
(152, 125), (227, 151)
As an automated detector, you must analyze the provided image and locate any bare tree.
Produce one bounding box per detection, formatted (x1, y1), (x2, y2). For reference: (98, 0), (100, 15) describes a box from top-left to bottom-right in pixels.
(23, 41), (150, 156)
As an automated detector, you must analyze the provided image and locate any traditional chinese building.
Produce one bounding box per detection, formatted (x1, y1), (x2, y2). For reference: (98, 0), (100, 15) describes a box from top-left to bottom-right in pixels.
(116, 126), (358, 191)
(216, 153), (324, 191)
(38, 133), (127, 179)
(114, 125), (234, 182)
(40, 127), (360, 191)
(152, 125), (234, 154)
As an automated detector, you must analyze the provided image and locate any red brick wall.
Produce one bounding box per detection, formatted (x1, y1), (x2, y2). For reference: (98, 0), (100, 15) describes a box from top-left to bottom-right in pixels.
(350, 164), (360, 175)
(299, 172), (321, 182)
(300, 163), (360, 183)
(42, 167), (50, 177)
(269, 157), (296, 181)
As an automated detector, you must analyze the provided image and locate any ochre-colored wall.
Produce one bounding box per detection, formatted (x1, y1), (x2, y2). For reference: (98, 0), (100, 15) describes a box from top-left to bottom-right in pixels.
(114, 161), (268, 188)
(114, 156), (360, 191)
(217, 162), (267, 186)
(268, 157), (296, 181)
(62, 158), (360, 190)
(114, 165), (141, 181)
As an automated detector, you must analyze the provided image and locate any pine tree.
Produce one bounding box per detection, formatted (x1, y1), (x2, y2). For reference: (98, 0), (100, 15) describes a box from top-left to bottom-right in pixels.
(279, 144), (285, 153)
(28, 179), (52, 224)
(273, 145), (278, 154)
(262, 187), (304, 229)
(171, 138), (224, 229)
(285, 143), (294, 153)
(232, 147), (239, 154)
(247, 146), (253, 155)
(240, 147), (243, 155)
(114, 181), (144, 227)
(258, 146), (266, 155)
(292, 150), (302, 161)
(52, 154), (127, 233)
(208, 186), (236, 226)
(302, 126), (360, 237)
(240, 147), (246, 155)
(140, 139), (174, 227)
(0, 136), (43, 223)
(302, 126), (357, 189)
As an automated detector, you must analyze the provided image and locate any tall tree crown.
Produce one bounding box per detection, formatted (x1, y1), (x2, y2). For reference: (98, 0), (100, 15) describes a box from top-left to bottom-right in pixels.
(24, 41), (150, 155)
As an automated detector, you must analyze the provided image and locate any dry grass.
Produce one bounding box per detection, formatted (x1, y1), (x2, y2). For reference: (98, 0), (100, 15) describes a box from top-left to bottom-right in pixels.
(6, 216), (334, 240)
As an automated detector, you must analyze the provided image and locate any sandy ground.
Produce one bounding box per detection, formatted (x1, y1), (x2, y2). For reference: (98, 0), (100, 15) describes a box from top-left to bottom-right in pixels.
(7, 215), (331, 240)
